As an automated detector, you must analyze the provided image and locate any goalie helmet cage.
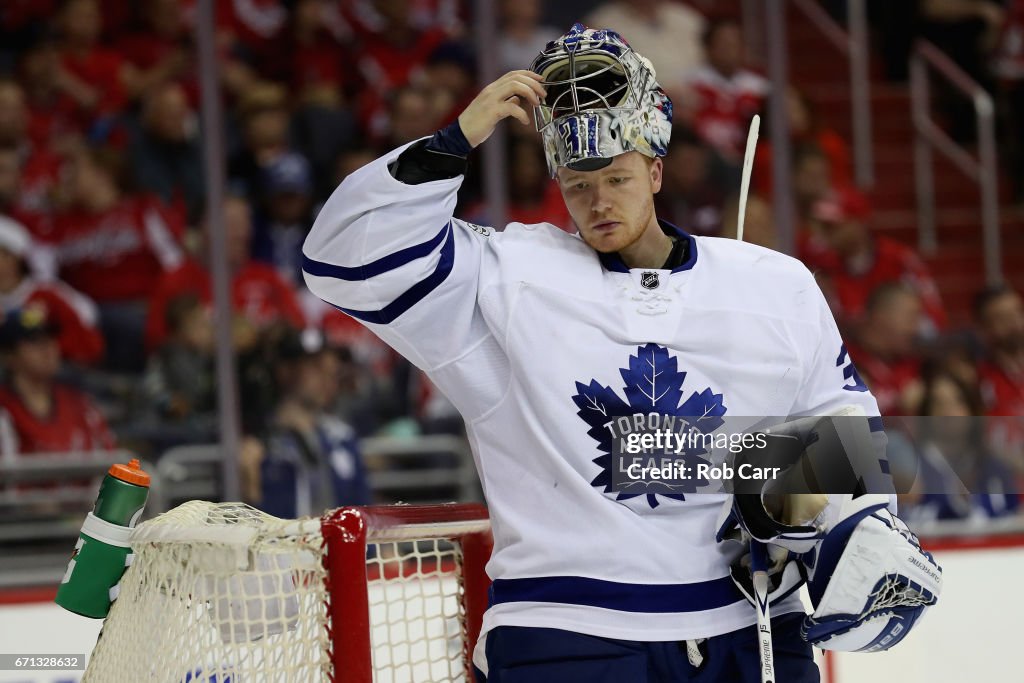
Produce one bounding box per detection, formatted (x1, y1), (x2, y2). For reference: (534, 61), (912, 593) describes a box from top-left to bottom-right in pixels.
(81, 501), (492, 683)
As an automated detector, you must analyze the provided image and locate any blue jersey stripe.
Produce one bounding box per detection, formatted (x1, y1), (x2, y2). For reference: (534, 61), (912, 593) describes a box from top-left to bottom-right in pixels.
(489, 575), (743, 614)
(336, 224), (455, 324)
(302, 222), (450, 281)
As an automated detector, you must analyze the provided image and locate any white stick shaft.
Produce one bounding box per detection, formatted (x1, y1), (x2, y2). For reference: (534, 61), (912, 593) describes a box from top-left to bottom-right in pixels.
(736, 114), (761, 243)
(753, 569), (776, 683)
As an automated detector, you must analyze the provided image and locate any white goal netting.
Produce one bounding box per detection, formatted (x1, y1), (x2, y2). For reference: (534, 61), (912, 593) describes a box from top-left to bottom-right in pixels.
(83, 501), (488, 683)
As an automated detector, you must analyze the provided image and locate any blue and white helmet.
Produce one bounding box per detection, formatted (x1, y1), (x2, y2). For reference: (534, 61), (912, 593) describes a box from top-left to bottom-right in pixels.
(530, 23), (673, 178)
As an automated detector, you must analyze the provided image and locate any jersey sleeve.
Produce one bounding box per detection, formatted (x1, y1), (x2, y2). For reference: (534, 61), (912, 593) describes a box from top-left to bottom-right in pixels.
(789, 272), (895, 506)
(301, 140), (505, 418)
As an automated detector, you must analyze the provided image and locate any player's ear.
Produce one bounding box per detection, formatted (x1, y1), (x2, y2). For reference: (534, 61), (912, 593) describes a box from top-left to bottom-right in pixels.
(649, 157), (663, 194)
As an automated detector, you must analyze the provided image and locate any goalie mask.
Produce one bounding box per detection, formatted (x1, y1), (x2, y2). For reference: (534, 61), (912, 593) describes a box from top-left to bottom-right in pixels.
(530, 23), (673, 178)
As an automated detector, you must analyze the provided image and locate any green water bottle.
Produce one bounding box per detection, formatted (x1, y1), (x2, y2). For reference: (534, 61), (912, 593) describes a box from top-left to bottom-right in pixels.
(55, 458), (150, 618)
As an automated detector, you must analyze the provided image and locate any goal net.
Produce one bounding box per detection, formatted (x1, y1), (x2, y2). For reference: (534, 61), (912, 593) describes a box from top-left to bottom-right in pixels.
(83, 501), (492, 683)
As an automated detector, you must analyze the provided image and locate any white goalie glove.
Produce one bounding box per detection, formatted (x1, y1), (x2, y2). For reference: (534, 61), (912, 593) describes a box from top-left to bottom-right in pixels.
(800, 494), (942, 652)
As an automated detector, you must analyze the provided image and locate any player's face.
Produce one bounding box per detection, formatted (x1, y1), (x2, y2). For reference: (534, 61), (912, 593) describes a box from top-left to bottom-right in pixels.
(557, 152), (662, 254)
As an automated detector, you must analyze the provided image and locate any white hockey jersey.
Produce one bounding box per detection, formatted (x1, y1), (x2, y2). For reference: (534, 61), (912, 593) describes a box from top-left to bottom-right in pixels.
(302, 140), (885, 648)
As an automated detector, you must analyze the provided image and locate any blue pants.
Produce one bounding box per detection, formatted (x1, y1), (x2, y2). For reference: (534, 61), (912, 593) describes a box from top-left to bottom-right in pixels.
(477, 612), (819, 682)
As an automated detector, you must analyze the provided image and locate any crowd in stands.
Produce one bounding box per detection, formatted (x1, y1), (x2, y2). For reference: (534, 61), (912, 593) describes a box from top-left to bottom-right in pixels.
(0, 0), (1020, 524)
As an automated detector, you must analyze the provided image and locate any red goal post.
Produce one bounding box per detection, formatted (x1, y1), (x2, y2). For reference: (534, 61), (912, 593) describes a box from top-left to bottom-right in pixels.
(325, 503), (492, 682)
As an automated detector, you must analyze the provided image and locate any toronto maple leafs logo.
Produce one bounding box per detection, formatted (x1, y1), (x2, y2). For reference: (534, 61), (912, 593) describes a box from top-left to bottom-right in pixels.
(572, 344), (727, 509)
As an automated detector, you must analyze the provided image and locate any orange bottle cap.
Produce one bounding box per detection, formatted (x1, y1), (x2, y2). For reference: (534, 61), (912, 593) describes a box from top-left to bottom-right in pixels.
(108, 458), (151, 487)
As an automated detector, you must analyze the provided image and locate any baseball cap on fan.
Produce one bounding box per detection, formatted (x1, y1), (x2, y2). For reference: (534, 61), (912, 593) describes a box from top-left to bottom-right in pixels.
(264, 153), (313, 196)
(812, 187), (872, 224)
(0, 305), (59, 350)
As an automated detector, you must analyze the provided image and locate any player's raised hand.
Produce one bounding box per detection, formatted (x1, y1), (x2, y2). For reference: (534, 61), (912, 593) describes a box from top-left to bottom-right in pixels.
(458, 70), (546, 148)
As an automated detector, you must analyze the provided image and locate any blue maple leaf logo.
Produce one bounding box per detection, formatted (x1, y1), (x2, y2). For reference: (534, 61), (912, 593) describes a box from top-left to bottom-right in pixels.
(572, 344), (727, 509)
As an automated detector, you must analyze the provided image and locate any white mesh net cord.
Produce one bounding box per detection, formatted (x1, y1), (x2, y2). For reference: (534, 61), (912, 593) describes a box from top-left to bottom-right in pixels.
(82, 501), (491, 683)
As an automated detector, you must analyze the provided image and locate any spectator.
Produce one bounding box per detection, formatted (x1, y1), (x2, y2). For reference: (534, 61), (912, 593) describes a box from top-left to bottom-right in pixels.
(901, 369), (1020, 522)
(54, 0), (131, 135)
(354, 0), (448, 139)
(788, 144), (842, 276)
(585, 0), (706, 95)
(311, 144), (379, 213)
(421, 41), (476, 128)
(282, 0), (358, 199)
(142, 293), (216, 428)
(211, 0), (289, 67)
(812, 187), (947, 332)
(0, 216), (102, 366)
(0, 304), (114, 456)
(128, 82), (204, 223)
(846, 283), (926, 416)
(684, 18), (768, 164)
(464, 134), (572, 232)
(499, 0), (560, 73)
(116, 0), (196, 103)
(54, 147), (186, 371)
(268, 0), (349, 103)
(145, 195), (306, 351)
(0, 80), (65, 220)
(384, 85), (440, 148)
(753, 86), (852, 198)
(341, 0), (464, 37)
(228, 82), (293, 200)
(974, 285), (1024, 416)
(302, 285), (394, 368)
(655, 125), (739, 236)
(244, 328), (372, 518)
(0, 142), (57, 251)
(720, 193), (776, 250)
(16, 37), (85, 159)
(252, 152), (315, 286)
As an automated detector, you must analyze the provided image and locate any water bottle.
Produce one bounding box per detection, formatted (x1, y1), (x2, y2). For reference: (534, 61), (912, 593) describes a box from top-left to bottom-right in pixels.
(55, 458), (150, 618)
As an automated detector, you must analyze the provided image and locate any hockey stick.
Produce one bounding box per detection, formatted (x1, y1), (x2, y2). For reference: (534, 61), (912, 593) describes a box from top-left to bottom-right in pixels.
(736, 114), (774, 683)
(736, 114), (760, 243)
(750, 540), (776, 683)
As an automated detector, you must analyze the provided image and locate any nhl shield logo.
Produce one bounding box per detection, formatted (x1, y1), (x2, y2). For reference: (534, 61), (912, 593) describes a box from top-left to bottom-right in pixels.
(640, 271), (660, 290)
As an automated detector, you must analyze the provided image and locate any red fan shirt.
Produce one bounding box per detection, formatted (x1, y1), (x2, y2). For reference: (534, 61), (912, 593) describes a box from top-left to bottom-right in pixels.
(826, 237), (947, 330)
(754, 129), (853, 198)
(145, 258), (307, 350)
(14, 146), (65, 216)
(305, 293), (395, 377)
(687, 65), (768, 161)
(0, 383), (115, 455)
(25, 92), (85, 151)
(59, 46), (127, 117)
(53, 196), (185, 303)
(115, 33), (200, 106)
(978, 360), (1024, 466)
(846, 342), (922, 416)
(979, 361), (1024, 416)
(0, 279), (104, 366)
